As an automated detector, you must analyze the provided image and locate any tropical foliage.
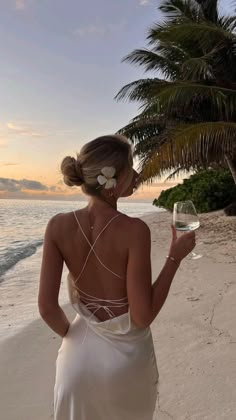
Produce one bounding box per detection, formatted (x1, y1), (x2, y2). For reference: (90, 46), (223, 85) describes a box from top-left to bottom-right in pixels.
(115, 0), (236, 184)
(224, 201), (236, 215)
(153, 169), (236, 212)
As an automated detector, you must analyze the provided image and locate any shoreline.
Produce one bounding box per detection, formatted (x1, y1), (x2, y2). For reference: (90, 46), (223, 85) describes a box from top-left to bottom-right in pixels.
(0, 210), (235, 419)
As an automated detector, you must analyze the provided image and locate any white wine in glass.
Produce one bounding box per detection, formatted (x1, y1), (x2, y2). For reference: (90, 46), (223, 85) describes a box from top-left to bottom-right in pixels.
(173, 200), (202, 260)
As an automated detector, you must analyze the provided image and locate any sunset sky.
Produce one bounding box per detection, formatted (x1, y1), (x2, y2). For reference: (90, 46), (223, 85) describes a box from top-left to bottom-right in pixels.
(0, 0), (230, 201)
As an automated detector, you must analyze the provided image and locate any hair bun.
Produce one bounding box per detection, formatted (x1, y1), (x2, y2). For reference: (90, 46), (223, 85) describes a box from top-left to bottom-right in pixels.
(60, 156), (84, 187)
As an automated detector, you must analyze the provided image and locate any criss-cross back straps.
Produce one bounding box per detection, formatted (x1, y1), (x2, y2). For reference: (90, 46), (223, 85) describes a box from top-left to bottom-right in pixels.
(73, 211), (123, 284)
(75, 288), (129, 315)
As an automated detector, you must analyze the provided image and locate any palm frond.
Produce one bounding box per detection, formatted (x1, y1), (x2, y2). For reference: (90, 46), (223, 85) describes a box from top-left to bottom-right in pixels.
(164, 167), (189, 180)
(115, 77), (236, 121)
(141, 82), (236, 120)
(180, 56), (215, 80)
(159, 0), (203, 22)
(172, 121), (236, 158)
(116, 115), (165, 145)
(139, 121), (236, 183)
(121, 49), (180, 79)
(155, 41), (190, 63)
(218, 15), (236, 31)
(134, 132), (167, 158)
(114, 78), (164, 103)
(195, 0), (219, 23)
(148, 22), (234, 53)
(140, 82), (236, 121)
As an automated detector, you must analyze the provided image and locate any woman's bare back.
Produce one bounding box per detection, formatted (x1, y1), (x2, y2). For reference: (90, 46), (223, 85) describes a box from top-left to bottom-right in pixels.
(54, 207), (134, 321)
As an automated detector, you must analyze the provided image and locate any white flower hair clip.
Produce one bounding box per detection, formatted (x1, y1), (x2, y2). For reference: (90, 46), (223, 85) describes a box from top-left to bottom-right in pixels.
(97, 166), (117, 189)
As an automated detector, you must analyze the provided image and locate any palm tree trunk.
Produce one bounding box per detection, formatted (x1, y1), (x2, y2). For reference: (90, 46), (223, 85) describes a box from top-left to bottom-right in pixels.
(225, 154), (236, 184)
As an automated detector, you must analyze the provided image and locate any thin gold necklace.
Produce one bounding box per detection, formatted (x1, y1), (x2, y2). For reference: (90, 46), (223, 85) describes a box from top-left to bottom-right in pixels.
(88, 197), (117, 229)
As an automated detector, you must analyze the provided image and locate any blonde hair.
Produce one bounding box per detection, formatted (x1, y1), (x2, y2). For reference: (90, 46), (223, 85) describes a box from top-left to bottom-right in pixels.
(60, 134), (133, 196)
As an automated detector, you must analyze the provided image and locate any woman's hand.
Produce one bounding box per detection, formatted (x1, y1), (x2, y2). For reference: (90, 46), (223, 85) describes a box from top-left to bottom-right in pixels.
(168, 224), (196, 265)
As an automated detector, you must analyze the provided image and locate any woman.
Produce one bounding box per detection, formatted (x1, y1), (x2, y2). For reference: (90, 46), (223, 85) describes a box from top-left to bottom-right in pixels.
(38, 134), (195, 420)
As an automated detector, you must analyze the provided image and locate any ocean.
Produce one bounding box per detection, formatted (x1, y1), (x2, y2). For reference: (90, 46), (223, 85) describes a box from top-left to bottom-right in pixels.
(0, 199), (165, 342)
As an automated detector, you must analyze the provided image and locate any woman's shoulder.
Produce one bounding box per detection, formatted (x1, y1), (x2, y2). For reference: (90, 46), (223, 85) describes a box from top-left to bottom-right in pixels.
(47, 210), (150, 234)
(116, 213), (151, 236)
(114, 215), (151, 254)
(45, 212), (73, 232)
(120, 212), (149, 226)
(47, 211), (68, 223)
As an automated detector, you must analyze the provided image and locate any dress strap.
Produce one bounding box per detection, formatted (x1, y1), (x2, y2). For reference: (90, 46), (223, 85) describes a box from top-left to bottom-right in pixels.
(73, 211), (123, 283)
(73, 211), (121, 250)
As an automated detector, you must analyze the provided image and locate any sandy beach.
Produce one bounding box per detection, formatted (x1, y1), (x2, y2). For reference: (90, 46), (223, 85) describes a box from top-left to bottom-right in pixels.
(0, 209), (235, 420)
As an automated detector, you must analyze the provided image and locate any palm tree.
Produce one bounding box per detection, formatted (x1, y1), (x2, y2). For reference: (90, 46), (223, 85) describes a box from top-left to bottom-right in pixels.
(115, 0), (236, 184)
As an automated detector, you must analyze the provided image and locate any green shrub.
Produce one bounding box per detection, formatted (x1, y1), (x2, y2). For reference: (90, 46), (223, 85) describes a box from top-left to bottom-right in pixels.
(224, 201), (236, 216)
(153, 169), (236, 213)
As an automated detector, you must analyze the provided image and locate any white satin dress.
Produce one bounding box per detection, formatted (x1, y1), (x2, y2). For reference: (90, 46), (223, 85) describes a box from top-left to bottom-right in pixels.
(54, 211), (159, 420)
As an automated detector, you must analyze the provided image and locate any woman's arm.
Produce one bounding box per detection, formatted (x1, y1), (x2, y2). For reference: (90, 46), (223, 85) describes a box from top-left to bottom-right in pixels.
(126, 219), (195, 328)
(38, 215), (70, 338)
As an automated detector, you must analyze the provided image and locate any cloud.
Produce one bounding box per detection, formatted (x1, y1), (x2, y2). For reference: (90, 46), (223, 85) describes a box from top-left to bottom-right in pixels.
(73, 19), (126, 38)
(49, 185), (64, 192)
(7, 122), (43, 138)
(0, 162), (20, 166)
(139, 0), (151, 5)
(15, 0), (26, 10)
(20, 179), (48, 190)
(0, 176), (86, 200)
(0, 177), (48, 192)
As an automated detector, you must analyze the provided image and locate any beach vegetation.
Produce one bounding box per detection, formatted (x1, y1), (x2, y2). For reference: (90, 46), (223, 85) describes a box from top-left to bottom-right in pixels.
(153, 169), (236, 212)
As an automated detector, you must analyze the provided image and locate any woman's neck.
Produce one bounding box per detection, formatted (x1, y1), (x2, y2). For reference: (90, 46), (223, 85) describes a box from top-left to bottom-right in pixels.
(88, 195), (118, 212)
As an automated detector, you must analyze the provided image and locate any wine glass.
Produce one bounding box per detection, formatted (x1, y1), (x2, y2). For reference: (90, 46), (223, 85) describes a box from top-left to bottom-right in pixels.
(173, 200), (202, 260)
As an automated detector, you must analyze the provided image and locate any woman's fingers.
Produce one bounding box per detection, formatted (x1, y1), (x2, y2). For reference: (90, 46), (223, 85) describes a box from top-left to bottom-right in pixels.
(171, 224), (177, 242)
(186, 231), (196, 247)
